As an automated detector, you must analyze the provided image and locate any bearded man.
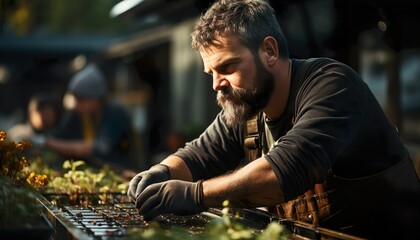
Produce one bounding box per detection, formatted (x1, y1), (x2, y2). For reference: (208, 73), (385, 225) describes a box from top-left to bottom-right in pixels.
(128, 0), (420, 238)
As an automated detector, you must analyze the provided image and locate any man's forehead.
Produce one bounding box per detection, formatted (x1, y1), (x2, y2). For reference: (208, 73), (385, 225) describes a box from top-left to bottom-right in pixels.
(200, 35), (249, 65)
(206, 33), (242, 49)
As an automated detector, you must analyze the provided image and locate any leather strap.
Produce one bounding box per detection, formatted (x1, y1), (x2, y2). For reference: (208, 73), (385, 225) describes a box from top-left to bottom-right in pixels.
(244, 112), (262, 162)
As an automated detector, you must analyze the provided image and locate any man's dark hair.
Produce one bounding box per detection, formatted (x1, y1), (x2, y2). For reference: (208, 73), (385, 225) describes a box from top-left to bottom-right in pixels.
(191, 0), (289, 59)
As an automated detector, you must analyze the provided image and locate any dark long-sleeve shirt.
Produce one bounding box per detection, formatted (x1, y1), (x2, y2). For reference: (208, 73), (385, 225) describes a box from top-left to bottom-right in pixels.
(174, 58), (408, 201)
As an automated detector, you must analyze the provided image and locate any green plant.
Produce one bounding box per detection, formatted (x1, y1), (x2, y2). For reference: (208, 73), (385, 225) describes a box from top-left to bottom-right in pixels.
(0, 130), (48, 228)
(125, 200), (290, 240)
(46, 159), (127, 204)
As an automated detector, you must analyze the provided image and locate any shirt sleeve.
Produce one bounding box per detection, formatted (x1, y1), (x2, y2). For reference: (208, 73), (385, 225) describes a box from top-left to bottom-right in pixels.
(264, 61), (366, 201)
(173, 111), (246, 181)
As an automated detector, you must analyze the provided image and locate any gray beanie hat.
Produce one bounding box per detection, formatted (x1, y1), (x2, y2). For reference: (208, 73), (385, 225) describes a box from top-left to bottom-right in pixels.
(67, 63), (107, 98)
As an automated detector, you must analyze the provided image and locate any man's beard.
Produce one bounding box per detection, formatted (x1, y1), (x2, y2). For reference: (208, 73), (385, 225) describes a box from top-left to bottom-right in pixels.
(216, 59), (274, 127)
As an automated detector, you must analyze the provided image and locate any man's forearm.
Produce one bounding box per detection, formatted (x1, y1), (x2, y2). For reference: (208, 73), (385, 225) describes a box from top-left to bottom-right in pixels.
(202, 157), (285, 207)
(160, 155), (193, 181)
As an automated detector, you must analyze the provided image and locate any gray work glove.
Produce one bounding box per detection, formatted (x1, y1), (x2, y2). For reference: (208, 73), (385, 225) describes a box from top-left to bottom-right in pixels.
(136, 180), (206, 221)
(127, 164), (171, 203)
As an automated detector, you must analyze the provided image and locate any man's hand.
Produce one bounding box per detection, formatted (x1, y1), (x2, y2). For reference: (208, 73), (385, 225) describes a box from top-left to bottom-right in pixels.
(136, 180), (206, 221)
(127, 164), (171, 203)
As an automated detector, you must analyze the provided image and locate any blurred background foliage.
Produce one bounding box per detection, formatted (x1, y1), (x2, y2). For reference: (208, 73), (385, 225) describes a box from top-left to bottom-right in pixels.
(1, 0), (132, 36)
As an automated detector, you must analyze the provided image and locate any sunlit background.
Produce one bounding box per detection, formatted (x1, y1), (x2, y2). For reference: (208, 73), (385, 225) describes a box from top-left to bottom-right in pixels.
(1, 0), (420, 172)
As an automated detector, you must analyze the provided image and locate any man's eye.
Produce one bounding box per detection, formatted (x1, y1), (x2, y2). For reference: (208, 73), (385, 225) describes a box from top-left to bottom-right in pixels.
(220, 63), (234, 74)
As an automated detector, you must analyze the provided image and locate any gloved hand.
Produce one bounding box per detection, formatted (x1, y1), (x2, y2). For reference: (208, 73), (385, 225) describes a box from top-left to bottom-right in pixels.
(136, 180), (207, 221)
(127, 164), (171, 203)
(30, 134), (46, 148)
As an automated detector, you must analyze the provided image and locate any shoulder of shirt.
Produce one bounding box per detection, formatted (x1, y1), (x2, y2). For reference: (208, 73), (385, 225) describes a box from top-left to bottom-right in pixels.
(292, 57), (354, 81)
(292, 57), (347, 69)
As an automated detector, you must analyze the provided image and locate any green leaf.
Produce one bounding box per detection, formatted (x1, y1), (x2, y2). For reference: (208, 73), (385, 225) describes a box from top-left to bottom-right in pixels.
(73, 160), (85, 169)
(62, 160), (71, 169)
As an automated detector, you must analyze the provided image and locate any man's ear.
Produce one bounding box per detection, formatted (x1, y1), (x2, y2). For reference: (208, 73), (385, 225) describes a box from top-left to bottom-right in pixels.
(260, 36), (279, 67)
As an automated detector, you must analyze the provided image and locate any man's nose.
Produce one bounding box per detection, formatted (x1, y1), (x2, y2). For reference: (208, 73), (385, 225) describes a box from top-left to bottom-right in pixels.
(212, 73), (228, 91)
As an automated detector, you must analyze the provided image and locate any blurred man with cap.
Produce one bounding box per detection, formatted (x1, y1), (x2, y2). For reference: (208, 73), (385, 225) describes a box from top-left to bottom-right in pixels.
(32, 63), (134, 170)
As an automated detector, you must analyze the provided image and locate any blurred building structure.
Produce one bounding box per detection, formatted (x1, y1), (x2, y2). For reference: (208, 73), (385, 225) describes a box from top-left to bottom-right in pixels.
(1, 0), (420, 172)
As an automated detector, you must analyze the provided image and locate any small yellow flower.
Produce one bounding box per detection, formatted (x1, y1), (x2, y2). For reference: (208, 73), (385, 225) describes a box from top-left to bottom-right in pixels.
(15, 140), (31, 151)
(0, 131), (6, 142)
(16, 142), (24, 150)
(36, 174), (48, 186)
(26, 172), (48, 188)
(26, 172), (36, 185)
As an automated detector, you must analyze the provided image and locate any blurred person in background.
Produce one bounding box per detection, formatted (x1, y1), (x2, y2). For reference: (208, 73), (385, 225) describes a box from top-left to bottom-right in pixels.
(31, 63), (135, 175)
(8, 92), (62, 167)
(8, 92), (61, 142)
(127, 0), (420, 238)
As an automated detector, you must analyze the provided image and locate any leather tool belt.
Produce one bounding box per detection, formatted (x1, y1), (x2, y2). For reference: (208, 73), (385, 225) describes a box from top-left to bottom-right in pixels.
(276, 153), (420, 231)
